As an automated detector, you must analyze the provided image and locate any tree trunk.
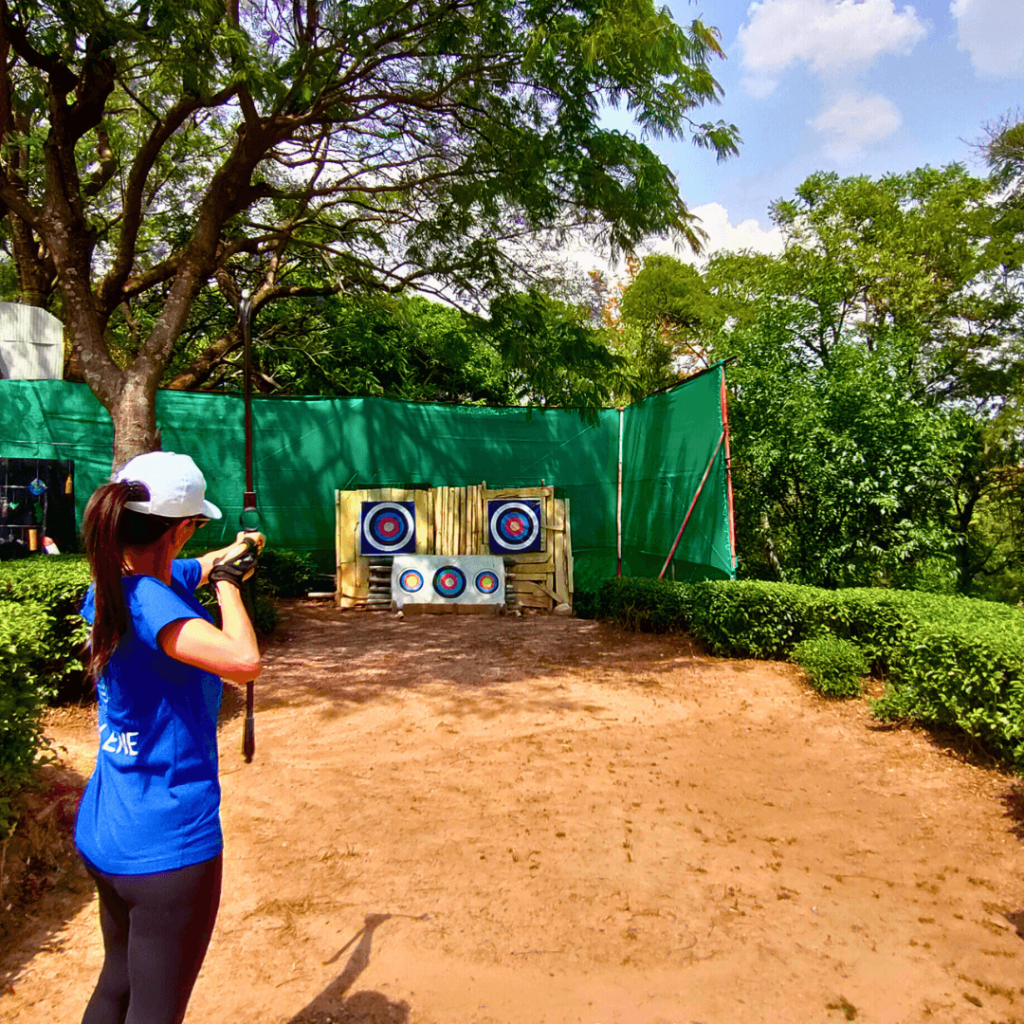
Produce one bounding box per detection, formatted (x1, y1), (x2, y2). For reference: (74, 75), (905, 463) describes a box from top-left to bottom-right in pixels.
(109, 371), (161, 471)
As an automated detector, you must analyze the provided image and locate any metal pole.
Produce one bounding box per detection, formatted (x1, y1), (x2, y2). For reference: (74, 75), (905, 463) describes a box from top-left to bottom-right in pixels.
(658, 432), (725, 579)
(616, 407), (623, 577)
(720, 368), (738, 577)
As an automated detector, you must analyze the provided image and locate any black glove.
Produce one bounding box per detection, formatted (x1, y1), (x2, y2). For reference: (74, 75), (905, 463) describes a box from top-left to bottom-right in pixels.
(209, 537), (260, 588)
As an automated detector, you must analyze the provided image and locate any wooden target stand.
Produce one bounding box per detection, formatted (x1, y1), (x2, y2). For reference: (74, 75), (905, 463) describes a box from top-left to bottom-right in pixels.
(334, 483), (573, 613)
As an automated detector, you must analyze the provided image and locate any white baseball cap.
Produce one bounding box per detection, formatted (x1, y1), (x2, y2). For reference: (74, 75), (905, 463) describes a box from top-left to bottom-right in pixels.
(114, 451), (222, 520)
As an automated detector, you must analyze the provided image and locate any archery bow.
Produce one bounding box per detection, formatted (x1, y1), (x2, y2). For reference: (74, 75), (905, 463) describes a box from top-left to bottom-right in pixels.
(239, 288), (259, 763)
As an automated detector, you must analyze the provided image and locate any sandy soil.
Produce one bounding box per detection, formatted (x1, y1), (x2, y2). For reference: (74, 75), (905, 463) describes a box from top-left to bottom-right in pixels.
(3, 601), (1024, 1024)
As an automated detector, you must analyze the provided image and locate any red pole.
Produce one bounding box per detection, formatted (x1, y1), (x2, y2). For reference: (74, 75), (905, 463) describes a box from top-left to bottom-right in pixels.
(720, 369), (737, 577)
(658, 432), (725, 579)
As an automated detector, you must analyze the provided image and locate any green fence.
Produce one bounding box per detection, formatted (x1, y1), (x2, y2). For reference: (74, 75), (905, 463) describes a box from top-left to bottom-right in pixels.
(0, 367), (735, 588)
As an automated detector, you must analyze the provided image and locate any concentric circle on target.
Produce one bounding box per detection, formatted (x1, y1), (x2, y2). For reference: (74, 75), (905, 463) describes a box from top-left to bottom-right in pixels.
(489, 501), (541, 552)
(398, 568), (424, 593)
(362, 501), (415, 554)
(433, 565), (467, 599)
(475, 570), (501, 595)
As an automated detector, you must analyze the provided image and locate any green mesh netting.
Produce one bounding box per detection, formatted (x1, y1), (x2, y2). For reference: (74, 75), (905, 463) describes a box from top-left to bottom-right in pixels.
(0, 367), (735, 587)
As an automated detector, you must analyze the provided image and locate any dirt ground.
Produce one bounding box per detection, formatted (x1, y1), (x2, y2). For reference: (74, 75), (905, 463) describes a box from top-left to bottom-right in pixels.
(3, 600), (1024, 1024)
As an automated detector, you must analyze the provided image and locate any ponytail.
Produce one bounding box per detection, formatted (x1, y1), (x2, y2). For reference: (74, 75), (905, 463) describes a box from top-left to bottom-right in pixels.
(82, 481), (180, 678)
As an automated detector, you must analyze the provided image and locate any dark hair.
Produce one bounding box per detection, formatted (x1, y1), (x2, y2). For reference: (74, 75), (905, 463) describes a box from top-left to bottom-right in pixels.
(81, 480), (185, 678)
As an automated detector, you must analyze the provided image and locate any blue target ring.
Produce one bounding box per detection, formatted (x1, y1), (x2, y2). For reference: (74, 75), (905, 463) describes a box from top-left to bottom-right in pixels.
(475, 570), (500, 595)
(488, 499), (542, 553)
(398, 569), (424, 593)
(361, 501), (416, 554)
(433, 565), (467, 599)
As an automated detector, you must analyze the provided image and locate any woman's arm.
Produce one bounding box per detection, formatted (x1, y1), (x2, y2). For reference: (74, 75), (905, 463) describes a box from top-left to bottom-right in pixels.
(158, 582), (261, 684)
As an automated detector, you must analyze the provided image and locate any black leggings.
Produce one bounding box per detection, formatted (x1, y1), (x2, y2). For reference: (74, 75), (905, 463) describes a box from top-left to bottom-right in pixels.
(80, 854), (222, 1024)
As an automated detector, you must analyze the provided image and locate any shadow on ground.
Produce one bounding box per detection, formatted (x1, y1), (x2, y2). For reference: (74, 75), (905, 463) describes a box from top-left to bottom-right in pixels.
(287, 914), (413, 1024)
(254, 599), (703, 718)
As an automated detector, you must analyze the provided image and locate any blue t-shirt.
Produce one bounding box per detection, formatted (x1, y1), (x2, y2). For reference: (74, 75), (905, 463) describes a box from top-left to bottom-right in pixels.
(76, 559), (224, 875)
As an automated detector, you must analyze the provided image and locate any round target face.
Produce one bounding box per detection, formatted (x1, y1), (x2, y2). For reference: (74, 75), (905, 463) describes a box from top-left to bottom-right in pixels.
(362, 502), (415, 553)
(475, 570), (501, 595)
(398, 569), (424, 593)
(433, 565), (467, 599)
(490, 501), (541, 551)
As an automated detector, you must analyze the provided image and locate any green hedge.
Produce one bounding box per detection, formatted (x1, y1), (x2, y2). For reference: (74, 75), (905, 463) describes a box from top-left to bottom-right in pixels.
(594, 577), (1024, 769)
(0, 599), (59, 836)
(0, 555), (91, 702)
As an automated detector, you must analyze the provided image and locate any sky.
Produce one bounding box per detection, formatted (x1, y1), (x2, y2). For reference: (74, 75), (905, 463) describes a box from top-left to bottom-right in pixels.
(598, 0), (1024, 265)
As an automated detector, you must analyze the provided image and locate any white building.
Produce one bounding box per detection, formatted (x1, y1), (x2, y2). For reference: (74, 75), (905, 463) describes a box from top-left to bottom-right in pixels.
(0, 302), (63, 380)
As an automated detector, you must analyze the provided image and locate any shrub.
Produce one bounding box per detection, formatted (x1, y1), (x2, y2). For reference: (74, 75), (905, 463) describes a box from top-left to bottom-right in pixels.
(0, 599), (57, 837)
(792, 634), (869, 699)
(257, 548), (319, 598)
(0, 555), (91, 701)
(596, 577), (694, 633)
(873, 618), (1024, 766)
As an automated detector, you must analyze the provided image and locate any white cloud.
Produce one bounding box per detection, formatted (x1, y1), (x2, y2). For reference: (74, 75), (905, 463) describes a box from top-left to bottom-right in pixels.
(642, 203), (785, 264)
(812, 91), (903, 158)
(951, 0), (1024, 79)
(739, 0), (928, 97)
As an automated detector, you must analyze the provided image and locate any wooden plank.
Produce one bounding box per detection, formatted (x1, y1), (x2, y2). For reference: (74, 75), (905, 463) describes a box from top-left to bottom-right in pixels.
(338, 488), (363, 609)
(452, 485), (460, 552)
(334, 490), (344, 608)
(474, 484), (483, 553)
(506, 549), (557, 564)
(455, 486), (462, 554)
(341, 489), (360, 560)
(454, 486), (461, 554)
(415, 489), (429, 554)
(553, 498), (568, 605)
(355, 484), (373, 602)
(474, 485), (483, 553)
(564, 498), (574, 597)
(460, 486), (468, 553)
(441, 486), (450, 556)
(508, 559), (555, 575)
(484, 485), (549, 499)
(515, 593), (550, 609)
(514, 579), (558, 606)
(456, 603), (499, 616)
(508, 568), (556, 583)
(436, 487), (445, 555)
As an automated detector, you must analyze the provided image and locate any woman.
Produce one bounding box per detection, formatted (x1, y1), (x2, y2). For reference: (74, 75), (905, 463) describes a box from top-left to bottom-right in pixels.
(76, 450), (264, 1024)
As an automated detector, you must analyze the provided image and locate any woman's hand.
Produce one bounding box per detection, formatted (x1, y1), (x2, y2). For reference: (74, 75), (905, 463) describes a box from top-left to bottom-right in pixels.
(197, 532), (266, 586)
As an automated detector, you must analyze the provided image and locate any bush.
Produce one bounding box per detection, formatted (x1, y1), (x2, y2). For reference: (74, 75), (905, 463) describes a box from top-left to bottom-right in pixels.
(0, 555), (91, 701)
(595, 577), (695, 633)
(792, 634), (869, 698)
(595, 575), (1024, 770)
(257, 548), (319, 598)
(0, 599), (57, 837)
(873, 618), (1024, 765)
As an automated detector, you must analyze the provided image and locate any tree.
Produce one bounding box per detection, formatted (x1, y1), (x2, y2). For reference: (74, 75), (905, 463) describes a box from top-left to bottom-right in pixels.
(618, 252), (723, 375)
(705, 166), (1024, 594)
(0, 0), (739, 466)
(179, 288), (626, 410)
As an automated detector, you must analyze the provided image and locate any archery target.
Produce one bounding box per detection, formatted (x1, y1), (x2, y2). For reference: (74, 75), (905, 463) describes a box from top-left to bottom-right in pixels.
(391, 555), (505, 608)
(433, 565), (467, 599)
(474, 569), (501, 595)
(361, 501), (416, 555)
(397, 568), (424, 593)
(488, 499), (542, 553)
